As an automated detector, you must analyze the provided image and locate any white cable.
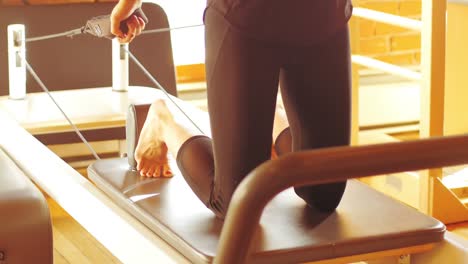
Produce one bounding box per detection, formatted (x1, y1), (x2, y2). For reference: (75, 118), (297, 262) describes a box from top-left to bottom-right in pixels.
(123, 47), (206, 135)
(24, 23), (204, 43)
(21, 56), (101, 160)
(141, 24), (204, 35)
(25, 28), (84, 43)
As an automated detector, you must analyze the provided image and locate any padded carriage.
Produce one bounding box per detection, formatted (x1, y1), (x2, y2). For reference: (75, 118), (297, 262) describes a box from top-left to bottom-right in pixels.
(88, 94), (468, 263)
(0, 148), (53, 264)
(89, 161), (445, 264)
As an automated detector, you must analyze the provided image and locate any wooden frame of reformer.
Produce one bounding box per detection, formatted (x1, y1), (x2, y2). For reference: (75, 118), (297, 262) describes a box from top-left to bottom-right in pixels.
(350, 0), (468, 223)
(0, 1), (466, 263)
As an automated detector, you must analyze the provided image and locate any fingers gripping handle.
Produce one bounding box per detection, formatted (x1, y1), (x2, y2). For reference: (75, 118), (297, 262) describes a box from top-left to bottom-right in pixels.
(119, 8), (148, 36)
(85, 8), (148, 39)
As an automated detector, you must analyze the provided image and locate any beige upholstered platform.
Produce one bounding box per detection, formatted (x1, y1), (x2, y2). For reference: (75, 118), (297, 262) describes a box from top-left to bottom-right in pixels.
(89, 157), (445, 264)
(0, 148), (53, 264)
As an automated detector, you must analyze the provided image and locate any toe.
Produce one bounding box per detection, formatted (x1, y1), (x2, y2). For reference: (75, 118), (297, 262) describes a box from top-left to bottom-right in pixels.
(146, 166), (155, 177)
(137, 158), (144, 171)
(154, 166), (162, 177)
(162, 164), (173, 177)
(139, 161), (148, 176)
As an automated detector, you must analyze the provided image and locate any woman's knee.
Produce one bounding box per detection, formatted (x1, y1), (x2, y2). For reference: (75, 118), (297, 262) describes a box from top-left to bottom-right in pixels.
(294, 181), (347, 212)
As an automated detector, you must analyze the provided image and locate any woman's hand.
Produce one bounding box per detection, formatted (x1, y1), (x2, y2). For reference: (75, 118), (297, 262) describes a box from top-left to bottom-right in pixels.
(111, 0), (146, 43)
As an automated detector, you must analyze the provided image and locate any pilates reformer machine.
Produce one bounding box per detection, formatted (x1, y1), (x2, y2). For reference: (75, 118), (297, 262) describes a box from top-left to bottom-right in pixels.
(1, 1), (468, 264)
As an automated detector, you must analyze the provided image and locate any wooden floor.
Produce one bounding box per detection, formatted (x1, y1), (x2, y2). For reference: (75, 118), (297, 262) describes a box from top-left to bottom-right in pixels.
(447, 222), (468, 241)
(47, 191), (468, 264)
(47, 196), (121, 264)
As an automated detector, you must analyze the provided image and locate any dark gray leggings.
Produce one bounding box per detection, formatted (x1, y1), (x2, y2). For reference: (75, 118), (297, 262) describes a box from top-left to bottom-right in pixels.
(176, 8), (351, 219)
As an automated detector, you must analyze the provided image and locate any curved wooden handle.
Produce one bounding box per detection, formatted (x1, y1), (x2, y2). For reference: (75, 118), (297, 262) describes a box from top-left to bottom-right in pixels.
(215, 134), (468, 264)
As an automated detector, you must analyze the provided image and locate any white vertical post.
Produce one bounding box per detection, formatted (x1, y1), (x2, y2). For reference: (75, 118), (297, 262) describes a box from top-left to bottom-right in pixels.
(112, 39), (129, 92)
(8, 24), (26, 100)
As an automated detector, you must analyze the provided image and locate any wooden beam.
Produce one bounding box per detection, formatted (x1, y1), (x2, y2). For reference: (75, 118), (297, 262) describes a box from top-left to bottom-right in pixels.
(176, 63), (206, 83)
(0, 110), (189, 264)
(419, 0), (447, 214)
(309, 243), (435, 264)
(350, 14), (360, 146)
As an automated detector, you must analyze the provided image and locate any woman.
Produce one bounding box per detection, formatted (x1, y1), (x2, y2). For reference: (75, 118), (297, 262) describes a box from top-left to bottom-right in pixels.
(111, 0), (353, 219)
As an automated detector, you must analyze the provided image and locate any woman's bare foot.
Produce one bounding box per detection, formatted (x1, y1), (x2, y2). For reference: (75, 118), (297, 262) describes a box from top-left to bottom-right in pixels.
(135, 100), (173, 178)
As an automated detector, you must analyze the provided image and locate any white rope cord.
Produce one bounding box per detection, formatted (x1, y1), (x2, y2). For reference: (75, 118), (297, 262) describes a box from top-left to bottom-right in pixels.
(25, 28), (84, 43)
(123, 47), (206, 135)
(24, 23), (204, 43)
(141, 24), (204, 35)
(21, 55), (101, 160)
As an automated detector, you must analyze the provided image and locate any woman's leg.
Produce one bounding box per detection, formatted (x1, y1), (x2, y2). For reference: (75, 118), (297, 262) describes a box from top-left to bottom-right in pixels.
(134, 98), (218, 214)
(135, 8), (298, 219)
(134, 97), (287, 218)
(204, 8), (283, 218)
(279, 26), (352, 212)
(134, 97), (289, 219)
(135, 97), (289, 178)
